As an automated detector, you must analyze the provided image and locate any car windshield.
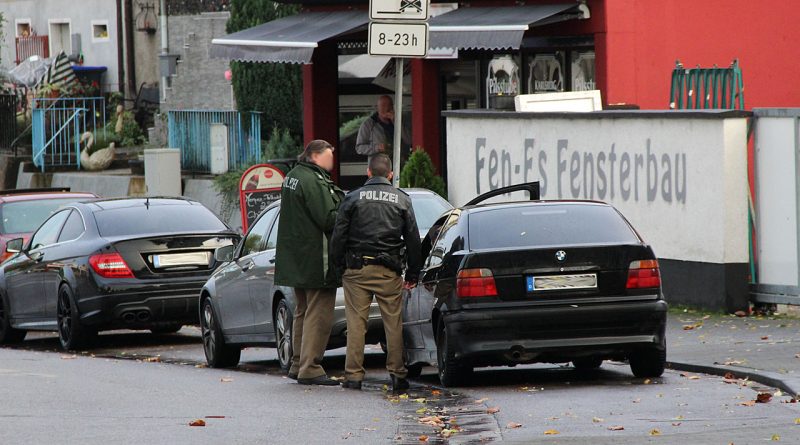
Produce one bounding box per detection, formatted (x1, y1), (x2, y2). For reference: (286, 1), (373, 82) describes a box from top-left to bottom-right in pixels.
(469, 204), (640, 250)
(410, 193), (453, 236)
(94, 204), (229, 237)
(0, 198), (86, 234)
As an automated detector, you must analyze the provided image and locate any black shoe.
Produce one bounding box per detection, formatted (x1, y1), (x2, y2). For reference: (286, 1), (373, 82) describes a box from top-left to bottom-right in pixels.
(341, 380), (362, 390)
(287, 372), (298, 380)
(297, 375), (340, 386)
(391, 375), (409, 393)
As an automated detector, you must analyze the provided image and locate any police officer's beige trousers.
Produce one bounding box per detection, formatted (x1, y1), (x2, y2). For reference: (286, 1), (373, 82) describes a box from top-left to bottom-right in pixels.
(290, 287), (336, 379)
(342, 264), (407, 381)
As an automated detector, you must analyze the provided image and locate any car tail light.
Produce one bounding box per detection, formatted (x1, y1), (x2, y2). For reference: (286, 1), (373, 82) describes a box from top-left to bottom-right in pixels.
(626, 259), (660, 289)
(89, 253), (134, 278)
(457, 268), (498, 298)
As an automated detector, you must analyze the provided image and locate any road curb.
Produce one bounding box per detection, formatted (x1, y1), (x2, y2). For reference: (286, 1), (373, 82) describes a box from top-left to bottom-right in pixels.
(667, 360), (800, 398)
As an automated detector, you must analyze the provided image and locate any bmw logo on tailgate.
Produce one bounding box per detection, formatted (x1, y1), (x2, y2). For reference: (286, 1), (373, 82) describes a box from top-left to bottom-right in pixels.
(555, 250), (567, 262)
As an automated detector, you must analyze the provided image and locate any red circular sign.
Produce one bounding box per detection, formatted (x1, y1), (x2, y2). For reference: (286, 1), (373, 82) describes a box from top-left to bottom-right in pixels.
(264, 170), (273, 179)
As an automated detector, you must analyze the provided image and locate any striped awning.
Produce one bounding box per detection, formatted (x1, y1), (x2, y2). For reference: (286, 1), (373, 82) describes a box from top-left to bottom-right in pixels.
(43, 51), (77, 89)
(210, 11), (368, 64)
(429, 3), (589, 50)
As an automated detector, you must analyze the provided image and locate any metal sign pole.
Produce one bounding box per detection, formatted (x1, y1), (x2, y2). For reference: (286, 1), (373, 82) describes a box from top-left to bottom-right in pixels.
(393, 57), (404, 187)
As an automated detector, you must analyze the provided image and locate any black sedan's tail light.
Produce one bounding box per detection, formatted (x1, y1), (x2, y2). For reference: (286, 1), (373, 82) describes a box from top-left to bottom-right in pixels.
(457, 268), (498, 298)
(89, 253), (135, 278)
(626, 259), (660, 289)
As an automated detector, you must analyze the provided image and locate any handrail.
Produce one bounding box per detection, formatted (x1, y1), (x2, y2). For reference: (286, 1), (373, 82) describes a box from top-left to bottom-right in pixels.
(32, 108), (85, 172)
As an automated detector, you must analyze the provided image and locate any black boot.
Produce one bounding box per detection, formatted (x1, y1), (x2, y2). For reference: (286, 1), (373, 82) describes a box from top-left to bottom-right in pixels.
(391, 374), (409, 393)
(341, 380), (362, 390)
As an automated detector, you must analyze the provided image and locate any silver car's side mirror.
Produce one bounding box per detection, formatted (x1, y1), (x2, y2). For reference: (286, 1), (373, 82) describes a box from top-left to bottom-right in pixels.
(214, 245), (235, 263)
(6, 238), (23, 254)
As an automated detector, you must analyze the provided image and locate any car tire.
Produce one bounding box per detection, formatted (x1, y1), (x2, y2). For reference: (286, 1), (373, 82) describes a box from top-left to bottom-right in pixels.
(573, 357), (603, 371)
(274, 299), (294, 374)
(150, 324), (183, 335)
(629, 345), (666, 378)
(200, 298), (241, 368)
(436, 321), (472, 387)
(0, 293), (26, 344)
(57, 285), (95, 351)
(406, 362), (424, 379)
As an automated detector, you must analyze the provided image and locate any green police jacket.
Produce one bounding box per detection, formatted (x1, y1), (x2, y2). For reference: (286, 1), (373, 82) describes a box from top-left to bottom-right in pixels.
(275, 161), (344, 289)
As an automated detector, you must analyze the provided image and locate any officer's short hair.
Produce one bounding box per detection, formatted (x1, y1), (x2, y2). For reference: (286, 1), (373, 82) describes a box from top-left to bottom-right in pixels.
(369, 153), (393, 178)
(298, 139), (334, 162)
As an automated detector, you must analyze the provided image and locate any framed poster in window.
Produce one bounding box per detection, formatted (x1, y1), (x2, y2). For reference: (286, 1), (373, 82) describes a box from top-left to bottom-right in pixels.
(527, 52), (565, 93)
(571, 50), (596, 91)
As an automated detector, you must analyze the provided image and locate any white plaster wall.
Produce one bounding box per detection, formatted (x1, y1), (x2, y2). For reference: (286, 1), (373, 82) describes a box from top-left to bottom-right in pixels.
(1, 0), (120, 92)
(446, 113), (749, 265)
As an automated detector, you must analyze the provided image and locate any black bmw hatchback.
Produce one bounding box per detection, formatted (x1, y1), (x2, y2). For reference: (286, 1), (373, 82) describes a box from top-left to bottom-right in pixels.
(0, 198), (239, 350)
(403, 184), (668, 387)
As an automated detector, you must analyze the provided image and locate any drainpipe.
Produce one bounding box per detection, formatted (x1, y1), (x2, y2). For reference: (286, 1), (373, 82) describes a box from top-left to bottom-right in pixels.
(159, 0), (168, 102)
(117, 0), (125, 93)
(124, 0), (136, 97)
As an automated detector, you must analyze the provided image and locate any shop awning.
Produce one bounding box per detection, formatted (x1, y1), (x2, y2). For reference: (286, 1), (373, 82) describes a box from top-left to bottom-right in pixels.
(429, 3), (589, 50)
(210, 11), (368, 64)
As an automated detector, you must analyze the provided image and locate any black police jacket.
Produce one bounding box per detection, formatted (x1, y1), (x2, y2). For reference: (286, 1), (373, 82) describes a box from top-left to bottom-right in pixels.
(331, 176), (422, 281)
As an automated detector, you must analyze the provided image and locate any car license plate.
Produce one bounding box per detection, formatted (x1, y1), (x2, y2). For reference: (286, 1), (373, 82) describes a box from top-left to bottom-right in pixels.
(151, 252), (210, 268)
(526, 273), (597, 292)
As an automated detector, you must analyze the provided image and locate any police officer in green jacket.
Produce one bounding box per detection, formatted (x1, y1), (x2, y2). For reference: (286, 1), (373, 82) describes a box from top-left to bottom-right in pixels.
(275, 139), (344, 386)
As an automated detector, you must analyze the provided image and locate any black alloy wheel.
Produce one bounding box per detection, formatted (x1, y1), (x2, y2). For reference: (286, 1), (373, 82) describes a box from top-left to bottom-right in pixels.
(200, 298), (241, 368)
(436, 321), (472, 387)
(274, 299), (293, 373)
(57, 285), (94, 351)
(0, 294), (26, 344)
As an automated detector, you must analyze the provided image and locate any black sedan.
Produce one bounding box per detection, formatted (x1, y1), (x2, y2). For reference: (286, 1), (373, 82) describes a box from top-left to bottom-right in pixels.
(0, 198), (239, 350)
(403, 183), (667, 387)
(199, 188), (453, 370)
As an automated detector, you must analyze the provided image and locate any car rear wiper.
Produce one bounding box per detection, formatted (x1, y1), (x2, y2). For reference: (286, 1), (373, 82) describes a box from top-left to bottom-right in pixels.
(465, 181), (540, 206)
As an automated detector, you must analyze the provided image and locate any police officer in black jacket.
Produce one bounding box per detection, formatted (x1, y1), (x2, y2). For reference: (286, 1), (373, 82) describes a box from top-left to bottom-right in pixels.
(331, 153), (421, 392)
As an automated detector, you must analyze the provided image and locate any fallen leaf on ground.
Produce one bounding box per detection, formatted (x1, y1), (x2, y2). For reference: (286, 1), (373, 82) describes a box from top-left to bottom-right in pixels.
(592, 417), (604, 423)
(672, 422), (682, 426)
(682, 324), (696, 330)
(440, 429), (458, 438)
(649, 428), (661, 436)
(419, 416), (445, 428)
(607, 426), (625, 431)
(757, 393), (773, 403)
(632, 398), (641, 403)
(774, 390), (783, 397)
(794, 418), (800, 424)
(739, 400), (756, 407)
(721, 360), (744, 366)
(60, 355), (77, 360)
(399, 394), (409, 399)
(734, 310), (747, 317)
(205, 416), (225, 419)
(506, 422), (522, 429)
(143, 356), (161, 363)
(771, 434), (780, 441)
(643, 379), (651, 384)
(795, 354), (800, 359)
(474, 398), (489, 404)
(220, 377), (233, 383)
(688, 375), (701, 380)
(761, 336), (770, 340)
(189, 419), (206, 427)
(413, 398), (427, 403)
(418, 435), (429, 442)
(486, 407), (500, 414)
(724, 372), (737, 380)
(415, 408), (427, 414)
(702, 315), (711, 320)
(543, 429), (559, 435)
(362, 427), (377, 432)
(431, 390), (441, 395)
(674, 415), (684, 420)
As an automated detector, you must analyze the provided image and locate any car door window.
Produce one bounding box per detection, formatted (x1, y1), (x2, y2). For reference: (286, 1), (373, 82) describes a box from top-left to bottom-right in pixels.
(57, 210), (85, 243)
(426, 212), (461, 268)
(240, 207), (278, 257)
(29, 210), (71, 250)
(265, 212), (280, 250)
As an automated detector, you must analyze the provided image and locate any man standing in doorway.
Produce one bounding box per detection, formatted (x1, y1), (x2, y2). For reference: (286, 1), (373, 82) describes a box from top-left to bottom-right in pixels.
(355, 95), (411, 160)
(275, 139), (344, 386)
(331, 153), (422, 393)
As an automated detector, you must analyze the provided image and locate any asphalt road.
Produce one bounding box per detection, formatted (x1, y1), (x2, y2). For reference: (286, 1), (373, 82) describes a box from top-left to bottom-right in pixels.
(2, 329), (799, 444)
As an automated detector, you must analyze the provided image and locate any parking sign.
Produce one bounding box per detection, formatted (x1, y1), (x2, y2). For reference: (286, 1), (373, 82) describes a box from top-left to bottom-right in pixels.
(370, 0), (429, 21)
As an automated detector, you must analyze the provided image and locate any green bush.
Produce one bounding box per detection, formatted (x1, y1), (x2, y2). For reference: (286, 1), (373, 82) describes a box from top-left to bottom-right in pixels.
(340, 114), (370, 139)
(400, 148), (447, 199)
(264, 126), (300, 160)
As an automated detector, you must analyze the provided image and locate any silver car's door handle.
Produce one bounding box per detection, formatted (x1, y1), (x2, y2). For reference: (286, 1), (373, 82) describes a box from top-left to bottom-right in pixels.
(241, 261), (255, 272)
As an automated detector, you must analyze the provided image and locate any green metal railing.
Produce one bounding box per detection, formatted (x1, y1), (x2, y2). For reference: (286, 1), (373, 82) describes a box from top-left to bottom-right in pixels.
(669, 59), (745, 110)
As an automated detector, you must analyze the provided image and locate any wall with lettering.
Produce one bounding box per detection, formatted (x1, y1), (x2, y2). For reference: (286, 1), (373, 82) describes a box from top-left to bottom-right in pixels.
(445, 112), (749, 265)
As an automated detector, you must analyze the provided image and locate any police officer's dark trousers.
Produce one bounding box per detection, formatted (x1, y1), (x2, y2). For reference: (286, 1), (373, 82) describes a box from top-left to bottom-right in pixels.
(342, 264), (407, 382)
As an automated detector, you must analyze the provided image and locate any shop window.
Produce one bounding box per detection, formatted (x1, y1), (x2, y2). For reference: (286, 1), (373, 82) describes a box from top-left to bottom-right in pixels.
(92, 21), (110, 42)
(48, 20), (72, 55)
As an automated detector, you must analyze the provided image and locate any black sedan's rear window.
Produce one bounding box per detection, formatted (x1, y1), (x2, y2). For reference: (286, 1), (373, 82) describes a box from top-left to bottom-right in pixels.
(94, 204), (228, 237)
(468, 204), (640, 250)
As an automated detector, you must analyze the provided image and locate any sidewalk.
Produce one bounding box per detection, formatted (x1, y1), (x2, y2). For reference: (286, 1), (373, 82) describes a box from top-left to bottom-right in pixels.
(666, 308), (800, 397)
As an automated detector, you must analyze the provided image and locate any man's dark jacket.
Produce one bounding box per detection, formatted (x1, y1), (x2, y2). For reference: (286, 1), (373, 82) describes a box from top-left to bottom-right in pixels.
(275, 161), (344, 289)
(330, 176), (422, 281)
